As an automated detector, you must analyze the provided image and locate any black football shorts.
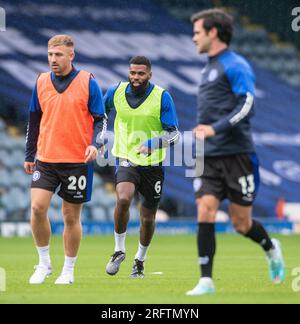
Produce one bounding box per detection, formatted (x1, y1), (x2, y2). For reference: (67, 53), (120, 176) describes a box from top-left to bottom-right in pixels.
(31, 160), (94, 204)
(116, 162), (165, 211)
(194, 153), (260, 206)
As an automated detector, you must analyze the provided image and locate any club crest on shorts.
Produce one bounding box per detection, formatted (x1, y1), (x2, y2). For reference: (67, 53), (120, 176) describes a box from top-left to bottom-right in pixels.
(32, 171), (41, 182)
(120, 160), (131, 167)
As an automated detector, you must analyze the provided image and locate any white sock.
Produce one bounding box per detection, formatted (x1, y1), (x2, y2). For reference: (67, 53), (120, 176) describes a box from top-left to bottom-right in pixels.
(266, 239), (277, 259)
(199, 277), (215, 287)
(114, 231), (126, 252)
(266, 247), (277, 259)
(62, 256), (77, 274)
(36, 245), (51, 267)
(135, 242), (148, 261)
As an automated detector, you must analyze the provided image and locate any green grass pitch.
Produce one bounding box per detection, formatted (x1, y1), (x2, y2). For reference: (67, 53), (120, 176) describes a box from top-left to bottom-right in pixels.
(0, 234), (299, 304)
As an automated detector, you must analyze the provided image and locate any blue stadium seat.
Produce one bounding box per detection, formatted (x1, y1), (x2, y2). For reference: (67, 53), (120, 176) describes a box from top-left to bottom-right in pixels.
(91, 206), (107, 221)
(93, 174), (104, 188)
(0, 170), (11, 189)
(0, 119), (5, 132)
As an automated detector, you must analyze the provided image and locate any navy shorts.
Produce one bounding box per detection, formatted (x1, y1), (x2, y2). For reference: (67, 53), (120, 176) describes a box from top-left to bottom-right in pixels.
(194, 153), (260, 206)
(31, 160), (94, 204)
(116, 162), (165, 211)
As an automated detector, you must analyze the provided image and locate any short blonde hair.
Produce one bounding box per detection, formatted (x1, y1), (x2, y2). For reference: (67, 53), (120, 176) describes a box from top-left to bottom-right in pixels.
(48, 35), (74, 48)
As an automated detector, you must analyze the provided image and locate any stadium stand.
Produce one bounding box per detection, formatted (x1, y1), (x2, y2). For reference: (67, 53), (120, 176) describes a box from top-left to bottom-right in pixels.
(158, 0), (300, 88)
(0, 118), (141, 222)
(0, 0), (300, 221)
(219, 0), (300, 50)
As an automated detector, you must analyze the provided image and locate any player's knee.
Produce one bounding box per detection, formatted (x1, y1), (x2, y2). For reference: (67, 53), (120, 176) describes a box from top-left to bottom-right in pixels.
(232, 219), (250, 235)
(63, 207), (80, 227)
(31, 203), (48, 218)
(117, 197), (131, 210)
(64, 216), (79, 227)
(63, 212), (80, 227)
(197, 203), (216, 222)
(141, 215), (155, 228)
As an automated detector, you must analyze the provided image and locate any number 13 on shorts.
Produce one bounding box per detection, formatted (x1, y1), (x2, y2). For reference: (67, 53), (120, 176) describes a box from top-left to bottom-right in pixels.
(238, 175), (255, 195)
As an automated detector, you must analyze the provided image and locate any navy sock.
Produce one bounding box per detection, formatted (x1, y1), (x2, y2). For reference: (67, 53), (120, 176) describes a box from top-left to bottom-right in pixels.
(197, 223), (216, 278)
(245, 220), (274, 252)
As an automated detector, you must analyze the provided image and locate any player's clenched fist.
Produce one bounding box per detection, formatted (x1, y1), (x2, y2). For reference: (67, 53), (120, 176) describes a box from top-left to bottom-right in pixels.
(24, 162), (36, 174)
(84, 145), (99, 163)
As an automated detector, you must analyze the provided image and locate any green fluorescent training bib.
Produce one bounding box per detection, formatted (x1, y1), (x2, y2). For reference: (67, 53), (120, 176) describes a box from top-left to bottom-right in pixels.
(112, 82), (166, 166)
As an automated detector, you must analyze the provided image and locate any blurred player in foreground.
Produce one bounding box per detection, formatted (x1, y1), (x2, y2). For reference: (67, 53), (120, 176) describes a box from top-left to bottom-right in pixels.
(187, 9), (285, 296)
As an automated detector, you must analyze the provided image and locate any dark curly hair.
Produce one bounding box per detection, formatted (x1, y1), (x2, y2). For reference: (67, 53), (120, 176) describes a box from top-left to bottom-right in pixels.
(191, 8), (234, 45)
